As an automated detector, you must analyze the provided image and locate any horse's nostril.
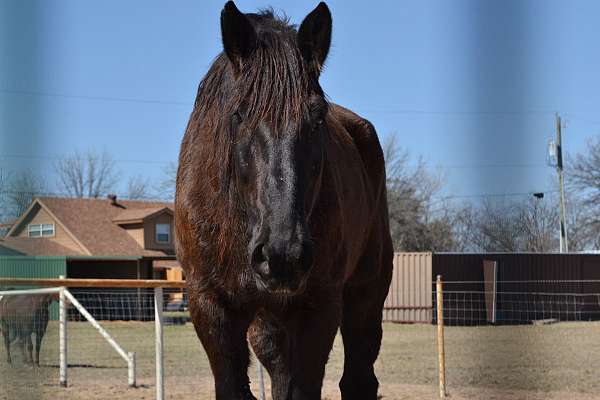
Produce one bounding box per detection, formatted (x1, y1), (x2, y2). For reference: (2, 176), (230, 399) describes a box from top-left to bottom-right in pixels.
(251, 243), (268, 265)
(301, 242), (315, 271)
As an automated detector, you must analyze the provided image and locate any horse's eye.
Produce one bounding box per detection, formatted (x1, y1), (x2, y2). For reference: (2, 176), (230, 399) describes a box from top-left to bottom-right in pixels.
(232, 111), (243, 127)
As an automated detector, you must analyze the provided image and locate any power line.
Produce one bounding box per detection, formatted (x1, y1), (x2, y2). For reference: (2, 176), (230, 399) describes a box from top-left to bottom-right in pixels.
(0, 154), (174, 166)
(428, 189), (560, 207)
(359, 108), (556, 117)
(420, 162), (548, 169)
(0, 188), (557, 203)
(0, 88), (191, 107)
(0, 153), (549, 170)
(0, 189), (173, 202)
(3, 87), (600, 126)
(562, 113), (600, 127)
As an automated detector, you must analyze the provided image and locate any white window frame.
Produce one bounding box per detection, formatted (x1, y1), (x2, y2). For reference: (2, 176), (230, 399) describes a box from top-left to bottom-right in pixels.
(155, 223), (170, 244)
(28, 223), (55, 238)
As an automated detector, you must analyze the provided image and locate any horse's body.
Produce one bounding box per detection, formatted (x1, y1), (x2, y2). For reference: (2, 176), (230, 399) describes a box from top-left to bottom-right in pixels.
(0, 294), (55, 366)
(175, 3), (393, 399)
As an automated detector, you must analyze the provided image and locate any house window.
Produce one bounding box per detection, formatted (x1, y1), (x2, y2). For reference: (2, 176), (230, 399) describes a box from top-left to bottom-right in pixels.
(28, 223), (55, 238)
(156, 223), (170, 243)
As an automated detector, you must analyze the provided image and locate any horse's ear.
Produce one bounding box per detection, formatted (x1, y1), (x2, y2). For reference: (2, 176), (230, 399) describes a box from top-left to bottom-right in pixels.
(297, 2), (332, 76)
(220, 1), (257, 71)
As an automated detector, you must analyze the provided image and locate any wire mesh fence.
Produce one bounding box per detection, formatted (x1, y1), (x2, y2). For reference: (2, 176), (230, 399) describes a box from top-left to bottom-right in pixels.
(433, 279), (600, 399)
(4, 279), (600, 400)
(435, 280), (600, 325)
(0, 282), (439, 400)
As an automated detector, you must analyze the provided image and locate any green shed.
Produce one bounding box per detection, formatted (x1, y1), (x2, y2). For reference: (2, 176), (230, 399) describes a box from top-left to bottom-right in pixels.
(0, 256), (67, 319)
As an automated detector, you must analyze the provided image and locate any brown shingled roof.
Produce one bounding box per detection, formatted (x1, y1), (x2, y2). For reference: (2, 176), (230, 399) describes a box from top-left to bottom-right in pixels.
(112, 207), (172, 224)
(0, 237), (83, 256)
(23, 197), (175, 257)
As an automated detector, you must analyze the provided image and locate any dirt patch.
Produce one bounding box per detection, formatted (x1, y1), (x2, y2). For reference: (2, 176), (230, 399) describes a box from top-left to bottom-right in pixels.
(2, 321), (600, 399)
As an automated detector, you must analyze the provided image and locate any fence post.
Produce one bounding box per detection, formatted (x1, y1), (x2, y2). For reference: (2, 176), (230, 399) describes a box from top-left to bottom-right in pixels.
(59, 275), (68, 388)
(256, 362), (266, 400)
(154, 287), (164, 400)
(436, 275), (446, 398)
(128, 352), (136, 388)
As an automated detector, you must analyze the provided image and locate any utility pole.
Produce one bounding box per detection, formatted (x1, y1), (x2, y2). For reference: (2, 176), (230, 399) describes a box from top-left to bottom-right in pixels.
(555, 113), (569, 253)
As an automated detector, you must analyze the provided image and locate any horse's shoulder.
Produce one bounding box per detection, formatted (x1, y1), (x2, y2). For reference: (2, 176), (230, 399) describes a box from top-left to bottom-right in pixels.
(329, 103), (385, 172)
(329, 104), (377, 140)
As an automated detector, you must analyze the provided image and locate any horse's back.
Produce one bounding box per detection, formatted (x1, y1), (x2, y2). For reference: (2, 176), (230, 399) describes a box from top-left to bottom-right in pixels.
(329, 104), (386, 192)
(328, 104), (393, 286)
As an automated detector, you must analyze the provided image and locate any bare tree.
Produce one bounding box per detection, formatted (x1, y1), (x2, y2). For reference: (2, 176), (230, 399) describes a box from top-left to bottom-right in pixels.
(156, 161), (177, 200)
(518, 197), (559, 252)
(55, 150), (119, 198)
(473, 199), (524, 252)
(455, 195), (566, 253)
(0, 169), (46, 231)
(569, 136), (600, 249)
(126, 175), (153, 200)
(383, 132), (455, 251)
(564, 191), (596, 251)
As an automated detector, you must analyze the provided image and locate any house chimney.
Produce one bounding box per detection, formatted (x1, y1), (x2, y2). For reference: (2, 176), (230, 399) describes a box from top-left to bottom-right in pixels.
(107, 194), (118, 206)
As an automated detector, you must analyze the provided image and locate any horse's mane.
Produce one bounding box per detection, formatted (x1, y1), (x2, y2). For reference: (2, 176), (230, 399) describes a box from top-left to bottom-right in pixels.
(181, 10), (322, 270)
(194, 9), (319, 136)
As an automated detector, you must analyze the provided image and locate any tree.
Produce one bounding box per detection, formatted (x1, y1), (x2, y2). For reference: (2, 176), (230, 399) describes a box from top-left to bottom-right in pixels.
(0, 169), (46, 232)
(383, 132), (455, 251)
(55, 150), (119, 198)
(455, 196), (588, 253)
(470, 199), (524, 252)
(126, 175), (153, 200)
(518, 197), (559, 252)
(156, 161), (177, 200)
(569, 136), (600, 248)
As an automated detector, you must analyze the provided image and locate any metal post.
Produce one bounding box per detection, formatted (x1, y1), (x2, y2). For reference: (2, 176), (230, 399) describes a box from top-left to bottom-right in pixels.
(128, 352), (137, 388)
(256, 362), (266, 400)
(556, 113), (569, 253)
(154, 287), (164, 400)
(59, 275), (67, 387)
(436, 275), (446, 398)
(63, 290), (135, 386)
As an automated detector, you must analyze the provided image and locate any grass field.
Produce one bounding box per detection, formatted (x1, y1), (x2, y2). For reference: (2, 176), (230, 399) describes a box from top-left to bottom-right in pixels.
(2, 321), (600, 399)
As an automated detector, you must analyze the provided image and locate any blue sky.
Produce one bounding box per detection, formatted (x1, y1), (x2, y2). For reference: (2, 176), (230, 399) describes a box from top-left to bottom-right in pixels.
(1, 0), (600, 202)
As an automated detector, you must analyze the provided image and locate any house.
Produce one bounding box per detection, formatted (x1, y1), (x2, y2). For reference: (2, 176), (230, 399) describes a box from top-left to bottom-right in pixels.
(0, 195), (184, 319)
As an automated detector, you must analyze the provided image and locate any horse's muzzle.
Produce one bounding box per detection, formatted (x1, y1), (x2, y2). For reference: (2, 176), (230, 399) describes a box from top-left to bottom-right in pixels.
(250, 240), (314, 294)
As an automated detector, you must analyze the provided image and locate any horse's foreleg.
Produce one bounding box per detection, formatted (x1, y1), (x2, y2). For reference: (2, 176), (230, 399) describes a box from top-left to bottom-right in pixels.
(17, 336), (26, 364)
(188, 291), (256, 400)
(25, 334), (34, 365)
(1, 324), (11, 364)
(35, 332), (43, 366)
(252, 293), (341, 400)
(339, 279), (391, 400)
(287, 295), (341, 400)
(248, 312), (291, 400)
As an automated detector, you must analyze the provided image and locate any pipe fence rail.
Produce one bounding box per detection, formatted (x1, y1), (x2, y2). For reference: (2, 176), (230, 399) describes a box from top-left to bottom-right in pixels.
(2, 278), (600, 399)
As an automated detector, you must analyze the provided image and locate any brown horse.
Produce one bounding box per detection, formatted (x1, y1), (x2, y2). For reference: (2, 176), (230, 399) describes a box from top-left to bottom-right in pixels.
(175, 2), (393, 399)
(0, 293), (56, 366)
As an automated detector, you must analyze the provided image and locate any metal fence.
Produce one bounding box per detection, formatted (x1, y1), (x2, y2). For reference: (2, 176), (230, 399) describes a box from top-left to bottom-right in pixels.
(383, 252), (432, 323)
(0, 280), (209, 400)
(4, 278), (600, 400)
(433, 278), (600, 399)
(436, 280), (600, 326)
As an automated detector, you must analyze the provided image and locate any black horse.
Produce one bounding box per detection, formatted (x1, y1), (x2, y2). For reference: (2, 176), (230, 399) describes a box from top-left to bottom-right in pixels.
(175, 2), (393, 399)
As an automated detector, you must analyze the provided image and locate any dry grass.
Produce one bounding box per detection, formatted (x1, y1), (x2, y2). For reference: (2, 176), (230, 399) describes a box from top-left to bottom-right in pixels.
(2, 321), (600, 399)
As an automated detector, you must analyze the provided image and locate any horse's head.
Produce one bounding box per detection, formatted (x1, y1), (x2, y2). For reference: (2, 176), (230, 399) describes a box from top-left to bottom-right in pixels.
(220, 2), (332, 294)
